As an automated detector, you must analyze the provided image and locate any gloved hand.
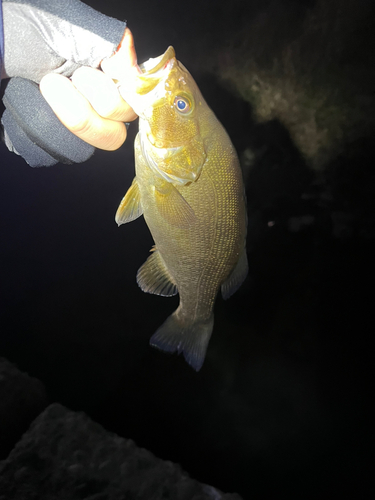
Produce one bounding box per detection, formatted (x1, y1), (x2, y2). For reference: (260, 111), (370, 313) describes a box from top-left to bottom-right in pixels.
(1, 0), (135, 166)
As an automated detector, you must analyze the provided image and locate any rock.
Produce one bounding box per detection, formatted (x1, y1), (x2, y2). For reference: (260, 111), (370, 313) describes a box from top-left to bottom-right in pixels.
(0, 404), (242, 500)
(0, 358), (47, 460)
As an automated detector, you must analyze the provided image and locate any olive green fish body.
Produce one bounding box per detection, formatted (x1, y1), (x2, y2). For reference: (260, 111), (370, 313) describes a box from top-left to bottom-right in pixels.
(116, 48), (247, 370)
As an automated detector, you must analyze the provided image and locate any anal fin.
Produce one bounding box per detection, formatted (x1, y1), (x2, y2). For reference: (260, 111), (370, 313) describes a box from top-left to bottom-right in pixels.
(137, 249), (178, 297)
(221, 247), (248, 300)
(115, 177), (143, 226)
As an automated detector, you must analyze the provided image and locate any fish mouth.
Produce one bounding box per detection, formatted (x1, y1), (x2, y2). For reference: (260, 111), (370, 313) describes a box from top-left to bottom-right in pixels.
(138, 46), (176, 75)
(135, 47), (176, 96)
(120, 47), (176, 116)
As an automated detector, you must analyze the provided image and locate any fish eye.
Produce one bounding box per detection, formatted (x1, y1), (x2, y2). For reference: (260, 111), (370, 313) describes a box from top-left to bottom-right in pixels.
(174, 95), (192, 114)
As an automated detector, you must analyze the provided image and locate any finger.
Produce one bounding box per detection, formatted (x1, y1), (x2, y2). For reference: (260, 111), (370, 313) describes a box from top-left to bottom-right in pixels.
(71, 66), (137, 122)
(40, 73), (127, 151)
(117, 27), (138, 69)
(101, 28), (141, 82)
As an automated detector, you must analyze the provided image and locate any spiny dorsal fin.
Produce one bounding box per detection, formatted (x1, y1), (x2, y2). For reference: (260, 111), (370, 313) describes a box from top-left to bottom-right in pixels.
(115, 177), (143, 226)
(154, 183), (196, 229)
(137, 249), (178, 297)
(221, 247), (248, 300)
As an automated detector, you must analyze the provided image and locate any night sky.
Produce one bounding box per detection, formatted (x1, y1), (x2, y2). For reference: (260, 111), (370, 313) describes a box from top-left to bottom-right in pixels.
(0, 1), (373, 498)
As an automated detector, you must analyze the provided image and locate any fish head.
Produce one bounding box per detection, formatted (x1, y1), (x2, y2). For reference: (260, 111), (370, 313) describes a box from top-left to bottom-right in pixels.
(122, 47), (207, 186)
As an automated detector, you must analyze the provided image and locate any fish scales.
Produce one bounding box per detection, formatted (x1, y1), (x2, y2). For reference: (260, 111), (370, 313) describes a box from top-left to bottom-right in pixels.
(138, 135), (243, 320)
(116, 44), (248, 370)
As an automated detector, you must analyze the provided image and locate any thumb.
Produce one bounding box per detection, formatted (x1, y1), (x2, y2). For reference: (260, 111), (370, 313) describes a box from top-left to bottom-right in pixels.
(101, 28), (140, 82)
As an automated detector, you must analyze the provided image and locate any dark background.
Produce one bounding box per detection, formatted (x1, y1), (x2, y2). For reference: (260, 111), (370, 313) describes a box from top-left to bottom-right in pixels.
(0, 0), (373, 498)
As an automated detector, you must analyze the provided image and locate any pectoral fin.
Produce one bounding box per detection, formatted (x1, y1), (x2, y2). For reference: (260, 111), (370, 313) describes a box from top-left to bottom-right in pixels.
(221, 247), (248, 300)
(154, 183), (196, 229)
(137, 249), (178, 297)
(115, 178), (143, 226)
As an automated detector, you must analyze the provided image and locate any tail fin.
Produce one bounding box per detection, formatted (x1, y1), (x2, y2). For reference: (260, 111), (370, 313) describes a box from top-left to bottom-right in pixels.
(150, 311), (214, 371)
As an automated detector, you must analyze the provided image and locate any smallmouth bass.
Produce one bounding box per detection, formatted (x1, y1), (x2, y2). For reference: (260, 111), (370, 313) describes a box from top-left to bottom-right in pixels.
(116, 45), (248, 371)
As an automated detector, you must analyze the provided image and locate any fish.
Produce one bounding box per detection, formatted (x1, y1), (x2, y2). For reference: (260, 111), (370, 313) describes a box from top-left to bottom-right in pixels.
(115, 45), (248, 371)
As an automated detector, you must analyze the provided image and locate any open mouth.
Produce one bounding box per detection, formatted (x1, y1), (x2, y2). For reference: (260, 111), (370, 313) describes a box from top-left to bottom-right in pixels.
(139, 46), (176, 75)
(135, 47), (176, 96)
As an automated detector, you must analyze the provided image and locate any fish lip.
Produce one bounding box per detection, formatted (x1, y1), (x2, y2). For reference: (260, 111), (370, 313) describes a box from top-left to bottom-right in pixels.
(117, 47), (177, 115)
(138, 46), (176, 76)
(132, 50), (176, 114)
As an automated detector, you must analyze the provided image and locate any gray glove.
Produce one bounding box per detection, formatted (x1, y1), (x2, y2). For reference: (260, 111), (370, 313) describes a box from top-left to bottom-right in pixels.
(1, 0), (126, 166)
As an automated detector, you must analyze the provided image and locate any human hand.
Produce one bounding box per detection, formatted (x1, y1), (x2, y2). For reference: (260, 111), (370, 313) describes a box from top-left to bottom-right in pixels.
(1, 0), (137, 166)
(39, 28), (138, 152)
